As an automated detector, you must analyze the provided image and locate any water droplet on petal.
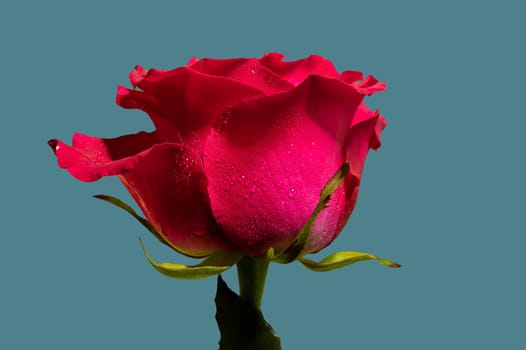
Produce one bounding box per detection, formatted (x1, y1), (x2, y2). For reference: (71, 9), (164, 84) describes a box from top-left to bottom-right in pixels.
(194, 229), (207, 237)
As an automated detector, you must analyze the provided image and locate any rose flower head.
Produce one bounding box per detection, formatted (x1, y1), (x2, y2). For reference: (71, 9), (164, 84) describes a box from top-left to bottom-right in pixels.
(49, 53), (387, 264)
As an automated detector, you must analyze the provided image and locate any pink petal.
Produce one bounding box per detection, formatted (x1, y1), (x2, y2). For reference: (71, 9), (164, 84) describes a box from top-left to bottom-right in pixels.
(188, 57), (294, 94)
(351, 75), (387, 95)
(49, 131), (158, 182)
(339, 70), (363, 84)
(118, 143), (234, 256)
(116, 67), (266, 149)
(306, 106), (386, 253)
(186, 56), (199, 66)
(203, 75), (373, 256)
(259, 52), (340, 86)
(129, 65), (148, 88)
(49, 135), (233, 256)
(350, 103), (387, 151)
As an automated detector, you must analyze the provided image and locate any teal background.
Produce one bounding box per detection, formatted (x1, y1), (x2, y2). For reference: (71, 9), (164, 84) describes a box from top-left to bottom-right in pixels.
(1, 0), (524, 348)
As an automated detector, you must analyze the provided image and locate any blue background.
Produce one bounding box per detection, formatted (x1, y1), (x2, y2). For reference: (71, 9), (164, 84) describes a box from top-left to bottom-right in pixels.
(2, 0), (525, 348)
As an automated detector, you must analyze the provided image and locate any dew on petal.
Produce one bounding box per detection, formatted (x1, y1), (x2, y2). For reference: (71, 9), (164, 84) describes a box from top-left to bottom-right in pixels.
(213, 109), (233, 136)
(193, 229), (207, 237)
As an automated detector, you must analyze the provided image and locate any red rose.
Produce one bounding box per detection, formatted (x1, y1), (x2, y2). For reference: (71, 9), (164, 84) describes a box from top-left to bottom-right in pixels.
(49, 53), (386, 257)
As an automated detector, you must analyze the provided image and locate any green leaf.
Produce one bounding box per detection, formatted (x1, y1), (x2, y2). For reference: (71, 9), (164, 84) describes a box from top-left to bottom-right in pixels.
(268, 162), (350, 264)
(298, 251), (401, 272)
(139, 238), (242, 279)
(94, 194), (205, 258)
(215, 276), (281, 350)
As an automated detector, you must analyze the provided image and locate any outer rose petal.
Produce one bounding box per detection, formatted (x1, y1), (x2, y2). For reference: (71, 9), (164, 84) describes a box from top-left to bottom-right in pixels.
(204, 75), (375, 256)
(129, 65), (148, 88)
(350, 103), (387, 151)
(49, 131), (158, 182)
(339, 70), (364, 84)
(188, 57), (294, 94)
(339, 71), (387, 95)
(304, 105), (386, 253)
(351, 75), (386, 95)
(49, 135), (233, 256)
(259, 52), (340, 86)
(118, 143), (233, 256)
(116, 67), (266, 150)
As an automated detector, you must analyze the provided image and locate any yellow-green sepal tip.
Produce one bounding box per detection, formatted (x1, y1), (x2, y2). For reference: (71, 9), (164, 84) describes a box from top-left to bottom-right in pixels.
(139, 238), (243, 279)
(298, 251), (401, 272)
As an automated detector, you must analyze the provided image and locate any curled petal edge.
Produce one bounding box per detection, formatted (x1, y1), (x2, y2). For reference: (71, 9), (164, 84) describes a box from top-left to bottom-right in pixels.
(352, 75), (386, 95)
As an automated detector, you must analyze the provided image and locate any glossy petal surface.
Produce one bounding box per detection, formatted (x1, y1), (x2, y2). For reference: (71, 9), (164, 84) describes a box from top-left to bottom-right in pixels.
(204, 75), (377, 255)
(50, 135), (232, 256)
(49, 53), (387, 259)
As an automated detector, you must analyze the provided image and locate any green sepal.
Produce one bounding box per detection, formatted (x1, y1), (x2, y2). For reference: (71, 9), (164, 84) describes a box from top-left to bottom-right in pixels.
(94, 194), (205, 258)
(298, 251), (401, 272)
(267, 162), (350, 264)
(139, 238), (243, 280)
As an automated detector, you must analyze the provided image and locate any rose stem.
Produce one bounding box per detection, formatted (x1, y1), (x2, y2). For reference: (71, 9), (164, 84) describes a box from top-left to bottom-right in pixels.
(236, 256), (270, 310)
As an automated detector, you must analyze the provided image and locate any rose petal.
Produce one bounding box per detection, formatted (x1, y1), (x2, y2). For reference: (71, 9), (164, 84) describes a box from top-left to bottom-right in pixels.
(350, 103), (387, 150)
(49, 131), (158, 182)
(352, 75), (387, 95)
(117, 67), (266, 149)
(118, 143), (233, 256)
(188, 57), (294, 94)
(306, 106), (386, 253)
(49, 135), (233, 256)
(339, 70), (363, 84)
(129, 65), (148, 88)
(259, 52), (340, 86)
(186, 56), (198, 66)
(116, 85), (159, 113)
(373, 113), (387, 150)
(204, 75), (373, 256)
